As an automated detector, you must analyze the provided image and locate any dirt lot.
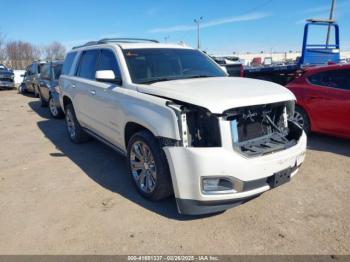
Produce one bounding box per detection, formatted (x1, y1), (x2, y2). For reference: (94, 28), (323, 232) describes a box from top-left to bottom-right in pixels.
(0, 89), (349, 255)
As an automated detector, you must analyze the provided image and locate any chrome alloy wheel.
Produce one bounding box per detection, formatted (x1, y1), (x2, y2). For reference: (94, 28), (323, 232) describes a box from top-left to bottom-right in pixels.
(66, 109), (76, 139)
(293, 111), (304, 127)
(130, 141), (157, 193)
(49, 98), (59, 116)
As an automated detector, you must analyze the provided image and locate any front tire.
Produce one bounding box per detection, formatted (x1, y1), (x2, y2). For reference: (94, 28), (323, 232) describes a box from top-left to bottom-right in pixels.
(65, 103), (90, 143)
(293, 106), (310, 134)
(49, 97), (63, 118)
(127, 131), (173, 200)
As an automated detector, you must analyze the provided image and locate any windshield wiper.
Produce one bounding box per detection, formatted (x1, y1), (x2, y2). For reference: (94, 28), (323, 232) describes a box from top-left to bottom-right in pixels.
(140, 75), (214, 84)
(140, 78), (176, 84)
(182, 75), (214, 79)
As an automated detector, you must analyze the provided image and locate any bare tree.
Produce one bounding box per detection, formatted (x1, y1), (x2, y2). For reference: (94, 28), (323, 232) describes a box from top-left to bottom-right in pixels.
(43, 41), (66, 60)
(5, 41), (41, 69)
(0, 31), (6, 64)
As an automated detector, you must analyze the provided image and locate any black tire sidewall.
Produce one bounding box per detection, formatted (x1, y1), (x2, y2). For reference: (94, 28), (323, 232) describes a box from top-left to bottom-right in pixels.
(127, 131), (172, 200)
(49, 97), (63, 118)
(65, 104), (89, 143)
(296, 106), (310, 134)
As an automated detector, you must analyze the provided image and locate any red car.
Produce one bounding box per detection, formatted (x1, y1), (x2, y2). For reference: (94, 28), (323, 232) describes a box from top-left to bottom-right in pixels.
(286, 64), (350, 139)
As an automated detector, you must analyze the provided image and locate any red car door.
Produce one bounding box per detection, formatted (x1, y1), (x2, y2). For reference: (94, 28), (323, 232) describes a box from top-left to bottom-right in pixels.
(306, 69), (350, 137)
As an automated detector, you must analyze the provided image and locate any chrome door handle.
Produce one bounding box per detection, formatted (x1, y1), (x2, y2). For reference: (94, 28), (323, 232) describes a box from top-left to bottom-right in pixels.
(89, 90), (96, 96)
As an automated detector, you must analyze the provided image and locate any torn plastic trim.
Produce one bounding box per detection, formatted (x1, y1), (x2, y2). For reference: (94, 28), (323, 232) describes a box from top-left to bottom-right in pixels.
(166, 101), (222, 148)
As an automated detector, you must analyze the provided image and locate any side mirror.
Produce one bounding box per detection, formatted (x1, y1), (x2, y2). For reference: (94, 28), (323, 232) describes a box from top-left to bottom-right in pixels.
(95, 70), (121, 85)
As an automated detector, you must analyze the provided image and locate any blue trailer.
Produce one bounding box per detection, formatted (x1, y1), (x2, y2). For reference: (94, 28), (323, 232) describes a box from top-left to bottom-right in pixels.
(242, 19), (341, 85)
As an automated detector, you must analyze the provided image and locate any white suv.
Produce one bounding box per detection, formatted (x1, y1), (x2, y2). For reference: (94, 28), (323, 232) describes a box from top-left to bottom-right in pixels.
(59, 38), (306, 215)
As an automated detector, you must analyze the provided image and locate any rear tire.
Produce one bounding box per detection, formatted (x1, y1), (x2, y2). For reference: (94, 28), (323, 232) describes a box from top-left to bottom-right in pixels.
(65, 103), (90, 143)
(39, 91), (48, 107)
(293, 106), (310, 135)
(34, 86), (39, 97)
(18, 83), (26, 94)
(127, 130), (173, 200)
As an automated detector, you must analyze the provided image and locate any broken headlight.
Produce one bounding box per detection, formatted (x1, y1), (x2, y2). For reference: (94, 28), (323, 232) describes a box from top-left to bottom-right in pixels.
(167, 102), (221, 147)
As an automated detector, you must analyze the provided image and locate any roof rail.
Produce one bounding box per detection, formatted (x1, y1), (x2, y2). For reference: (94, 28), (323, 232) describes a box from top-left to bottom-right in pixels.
(72, 41), (99, 50)
(98, 38), (159, 44)
(72, 38), (159, 49)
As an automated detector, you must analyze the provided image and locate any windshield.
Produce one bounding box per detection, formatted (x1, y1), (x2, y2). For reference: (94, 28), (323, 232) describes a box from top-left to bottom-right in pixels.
(0, 64), (8, 70)
(123, 48), (226, 84)
(52, 64), (63, 80)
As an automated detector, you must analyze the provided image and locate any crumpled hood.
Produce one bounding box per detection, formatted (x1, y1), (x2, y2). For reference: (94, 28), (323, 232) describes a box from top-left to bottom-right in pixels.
(137, 77), (295, 113)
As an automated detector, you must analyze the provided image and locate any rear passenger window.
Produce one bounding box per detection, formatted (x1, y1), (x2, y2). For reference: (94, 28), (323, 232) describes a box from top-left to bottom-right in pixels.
(62, 52), (77, 75)
(77, 50), (99, 80)
(40, 64), (51, 80)
(308, 70), (350, 90)
(96, 49), (121, 78)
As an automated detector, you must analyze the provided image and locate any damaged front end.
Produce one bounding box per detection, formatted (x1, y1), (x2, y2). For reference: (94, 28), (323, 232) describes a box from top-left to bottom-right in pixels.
(167, 102), (221, 148)
(223, 101), (303, 157)
(166, 99), (303, 157)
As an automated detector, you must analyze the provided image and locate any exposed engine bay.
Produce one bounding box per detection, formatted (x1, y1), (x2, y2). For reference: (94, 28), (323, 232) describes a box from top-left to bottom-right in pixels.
(223, 101), (303, 157)
(167, 100), (302, 157)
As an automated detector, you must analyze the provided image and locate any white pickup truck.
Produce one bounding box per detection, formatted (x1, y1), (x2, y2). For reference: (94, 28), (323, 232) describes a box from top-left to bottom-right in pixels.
(59, 38), (306, 215)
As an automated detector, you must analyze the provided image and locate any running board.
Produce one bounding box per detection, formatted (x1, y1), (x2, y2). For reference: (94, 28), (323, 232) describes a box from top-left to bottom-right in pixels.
(83, 128), (127, 157)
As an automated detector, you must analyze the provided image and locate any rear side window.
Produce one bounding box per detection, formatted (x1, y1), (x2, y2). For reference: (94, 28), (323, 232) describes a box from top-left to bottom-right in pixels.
(40, 64), (51, 80)
(96, 49), (121, 78)
(77, 50), (99, 80)
(52, 64), (63, 80)
(62, 52), (77, 75)
(308, 69), (350, 91)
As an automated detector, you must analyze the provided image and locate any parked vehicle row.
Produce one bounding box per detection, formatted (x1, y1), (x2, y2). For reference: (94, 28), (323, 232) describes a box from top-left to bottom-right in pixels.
(56, 38), (306, 215)
(18, 60), (64, 118)
(0, 64), (15, 89)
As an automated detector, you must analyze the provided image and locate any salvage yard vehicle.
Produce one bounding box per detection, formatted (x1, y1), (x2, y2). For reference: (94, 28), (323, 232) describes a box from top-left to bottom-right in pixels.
(287, 64), (350, 139)
(38, 61), (64, 118)
(0, 64), (15, 89)
(19, 61), (47, 96)
(59, 38), (307, 215)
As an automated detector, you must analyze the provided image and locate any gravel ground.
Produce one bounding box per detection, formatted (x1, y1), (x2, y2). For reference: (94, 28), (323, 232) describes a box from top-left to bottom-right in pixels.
(0, 89), (349, 255)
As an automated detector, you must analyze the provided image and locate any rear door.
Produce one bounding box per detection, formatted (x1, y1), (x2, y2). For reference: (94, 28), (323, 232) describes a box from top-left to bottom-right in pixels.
(74, 49), (99, 131)
(39, 63), (51, 100)
(306, 69), (350, 135)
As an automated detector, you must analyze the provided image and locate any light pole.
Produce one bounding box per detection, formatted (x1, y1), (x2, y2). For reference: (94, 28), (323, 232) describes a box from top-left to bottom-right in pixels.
(326, 0), (336, 47)
(194, 16), (203, 49)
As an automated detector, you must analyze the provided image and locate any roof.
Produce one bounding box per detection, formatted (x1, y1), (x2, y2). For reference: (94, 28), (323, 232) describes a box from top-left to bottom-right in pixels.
(303, 63), (350, 73)
(72, 38), (192, 51)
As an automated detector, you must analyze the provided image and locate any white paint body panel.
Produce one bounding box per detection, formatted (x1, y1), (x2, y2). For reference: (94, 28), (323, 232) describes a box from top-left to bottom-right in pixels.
(59, 42), (306, 209)
(137, 77), (296, 113)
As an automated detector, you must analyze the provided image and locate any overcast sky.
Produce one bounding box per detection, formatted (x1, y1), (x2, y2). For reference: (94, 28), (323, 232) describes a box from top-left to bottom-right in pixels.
(1, 0), (350, 54)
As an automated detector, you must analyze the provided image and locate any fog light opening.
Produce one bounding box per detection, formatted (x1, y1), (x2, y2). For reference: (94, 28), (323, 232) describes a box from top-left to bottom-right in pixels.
(202, 177), (235, 194)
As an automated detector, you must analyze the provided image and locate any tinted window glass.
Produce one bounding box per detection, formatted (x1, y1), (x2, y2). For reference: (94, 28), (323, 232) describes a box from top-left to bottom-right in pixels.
(52, 64), (63, 80)
(62, 52), (77, 75)
(40, 64), (51, 79)
(96, 49), (121, 78)
(30, 64), (36, 74)
(77, 50), (98, 80)
(123, 48), (226, 84)
(38, 63), (45, 74)
(309, 70), (350, 90)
